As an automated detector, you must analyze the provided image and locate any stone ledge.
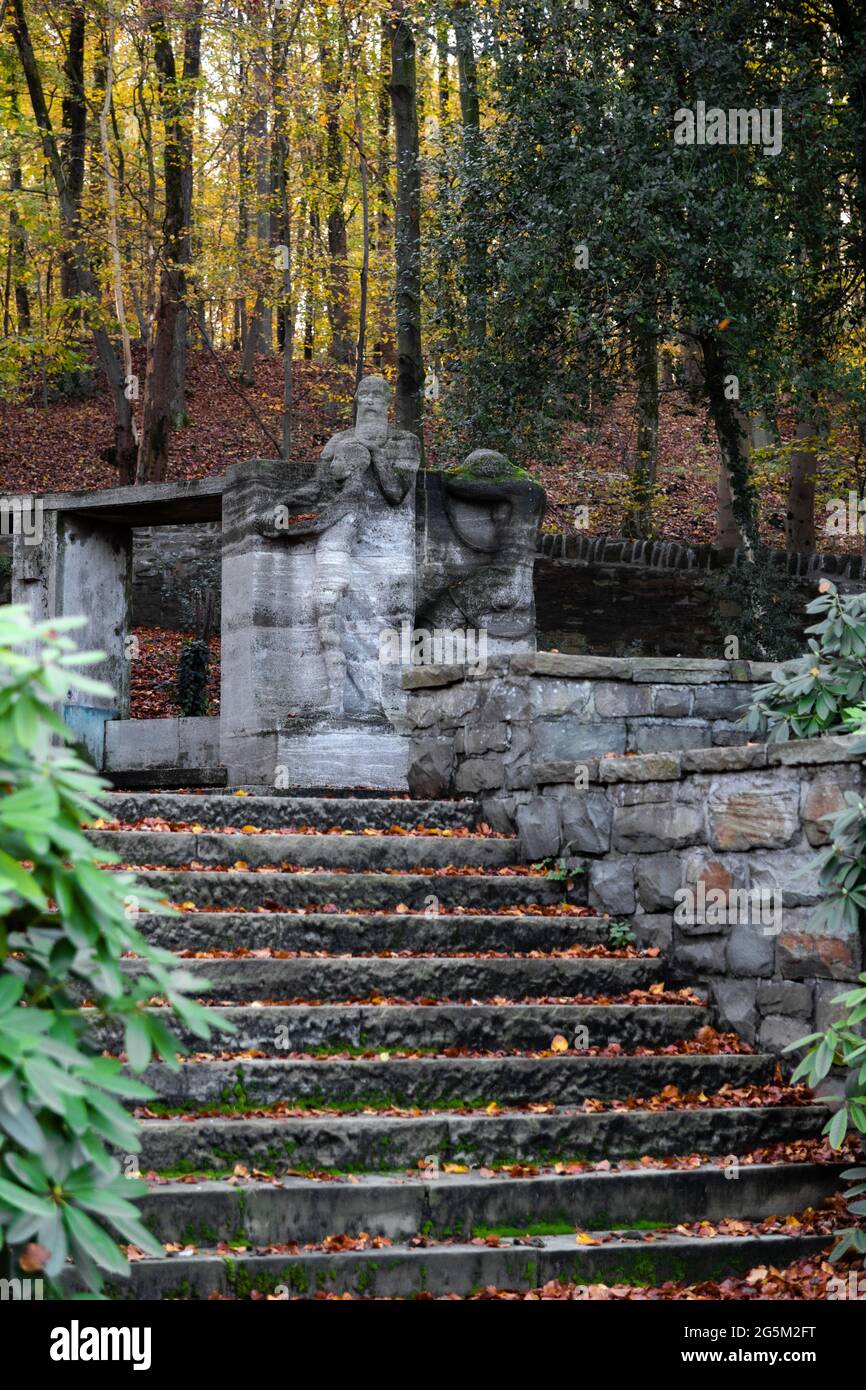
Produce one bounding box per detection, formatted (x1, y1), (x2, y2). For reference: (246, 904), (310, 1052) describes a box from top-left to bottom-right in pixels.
(404, 651), (799, 689)
(766, 733), (865, 767)
(535, 735), (861, 786)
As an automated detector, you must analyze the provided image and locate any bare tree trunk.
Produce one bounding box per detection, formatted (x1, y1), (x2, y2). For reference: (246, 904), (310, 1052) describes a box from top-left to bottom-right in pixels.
(59, 3), (86, 304)
(786, 418), (817, 552)
(319, 12), (351, 363)
(351, 44), (371, 390)
(453, 1), (485, 344)
(375, 21), (394, 366)
(170, 2), (205, 428)
(239, 13), (272, 382)
(388, 2), (424, 443)
(625, 322), (658, 538)
(7, 80), (30, 333)
(99, 16), (137, 454)
(136, 11), (192, 482)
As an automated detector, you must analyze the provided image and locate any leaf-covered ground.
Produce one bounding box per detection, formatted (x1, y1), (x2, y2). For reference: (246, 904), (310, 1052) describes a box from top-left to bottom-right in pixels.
(3, 349), (860, 552)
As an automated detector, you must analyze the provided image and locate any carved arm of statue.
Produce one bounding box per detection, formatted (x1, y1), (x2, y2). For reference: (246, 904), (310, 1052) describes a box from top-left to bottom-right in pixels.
(257, 439), (372, 540)
(368, 431), (421, 507)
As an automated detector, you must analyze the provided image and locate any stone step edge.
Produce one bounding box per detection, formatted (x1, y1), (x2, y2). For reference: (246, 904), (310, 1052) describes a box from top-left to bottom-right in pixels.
(142, 1160), (844, 1202)
(98, 1231), (834, 1298)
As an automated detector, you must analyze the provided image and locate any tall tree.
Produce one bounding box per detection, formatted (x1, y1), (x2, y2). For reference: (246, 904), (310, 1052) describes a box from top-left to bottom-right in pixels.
(388, 0), (423, 441)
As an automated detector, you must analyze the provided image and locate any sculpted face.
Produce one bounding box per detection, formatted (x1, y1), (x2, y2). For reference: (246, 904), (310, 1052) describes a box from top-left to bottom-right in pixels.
(355, 378), (390, 446)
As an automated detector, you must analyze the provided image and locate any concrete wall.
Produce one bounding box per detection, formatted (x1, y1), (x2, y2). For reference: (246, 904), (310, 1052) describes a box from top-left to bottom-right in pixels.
(404, 653), (775, 805)
(104, 716), (220, 772)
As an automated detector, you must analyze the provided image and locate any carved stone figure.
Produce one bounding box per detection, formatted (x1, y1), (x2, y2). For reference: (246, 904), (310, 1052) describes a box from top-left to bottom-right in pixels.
(261, 375), (420, 720)
(416, 448), (545, 652)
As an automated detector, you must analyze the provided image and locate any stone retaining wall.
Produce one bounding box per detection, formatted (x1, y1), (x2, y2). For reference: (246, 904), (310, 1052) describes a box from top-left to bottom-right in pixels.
(405, 653), (778, 805)
(521, 736), (863, 1052)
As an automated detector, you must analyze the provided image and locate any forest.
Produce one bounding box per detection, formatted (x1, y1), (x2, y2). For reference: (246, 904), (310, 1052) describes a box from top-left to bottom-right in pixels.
(0, 0), (864, 562)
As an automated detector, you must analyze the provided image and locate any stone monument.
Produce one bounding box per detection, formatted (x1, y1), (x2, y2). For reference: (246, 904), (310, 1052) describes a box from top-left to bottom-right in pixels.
(220, 376), (420, 789)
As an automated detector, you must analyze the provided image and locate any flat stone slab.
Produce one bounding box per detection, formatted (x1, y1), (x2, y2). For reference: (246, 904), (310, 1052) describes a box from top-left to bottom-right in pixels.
(88, 829), (517, 870)
(98, 1001), (704, 1054)
(274, 730), (410, 791)
(133, 910), (612, 954)
(99, 792), (482, 830)
(137, 1052), (774, 1108)
(137, 1162), (843, 1246)
(131, 867), (576, 910)
(120, 953), (664, 1002)
(92, 1230), (832, 1299)
(137, 1104), (831, 1171)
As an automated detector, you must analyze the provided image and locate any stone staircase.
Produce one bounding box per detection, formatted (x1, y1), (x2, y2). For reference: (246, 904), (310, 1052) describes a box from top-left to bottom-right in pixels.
(88, 790), (844, 1300)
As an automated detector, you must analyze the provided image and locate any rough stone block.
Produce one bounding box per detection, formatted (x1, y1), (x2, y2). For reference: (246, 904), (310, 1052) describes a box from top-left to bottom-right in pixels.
(674, 935), (727, 974)
(759, 1014), (810, 1054)
(710, 724), (752, 747)
(510, 652), (633, 680)
(747, 849), (822, 907)
(593, 682), (653, 718)
(588, 859), (636, 915)
(706, 772), (800, 850)
(528, 679), (594, 718)
(598, 753), (681, 784)
(681, 744), (768, 774)
(630, 912), (673, 952)
(479, 682), (531, 723)
(712, 979), (757, 1045)
(408, 738), (455, 798)
(814, 979), (854, 1032)
(463, 721), (509, 755)
(612, 803), (704, 853)
(635, 853), (682, 911)
(533, 718), (626, 763)
(455, 755), (505, 794)
(516, 798), (562, 860)
(756, 980), (813, 1018)
(651, 686), (693, 718)
(691, 686), (750, 720)
(801, 776), (852, 847)
(767, 733), (864, 766)
(626, 721), (712, 754)
(777, 917), (862, 982)
(726, 923), (776, 977)
(560, 792), (613, 855)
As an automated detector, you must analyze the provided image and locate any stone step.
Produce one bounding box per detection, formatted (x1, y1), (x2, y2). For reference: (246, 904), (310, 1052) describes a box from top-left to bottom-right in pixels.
(128, 869), (576, 911)
(97, 1229), (834, 1299)
(134, 910), (613, 954)
(122, 954), (663, 1001)
(89, 829), (518, 870)
(99, 793), (482, 832)
(102, 1002), (706, 1054)
(138, 1053), (775, 1110)
(137, 1103), (830, 1173)
(137, 1162), (844, 1247)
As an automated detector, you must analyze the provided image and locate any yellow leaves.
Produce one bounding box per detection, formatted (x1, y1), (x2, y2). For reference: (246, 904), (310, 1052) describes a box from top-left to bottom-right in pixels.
(550, 1034), (569, 1053)
(233, 860), (249, 870)
(575, 1232), (599, 1245)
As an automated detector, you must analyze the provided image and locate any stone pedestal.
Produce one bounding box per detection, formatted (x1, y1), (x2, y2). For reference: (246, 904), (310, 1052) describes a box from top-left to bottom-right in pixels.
(220, 418), (420, 790)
